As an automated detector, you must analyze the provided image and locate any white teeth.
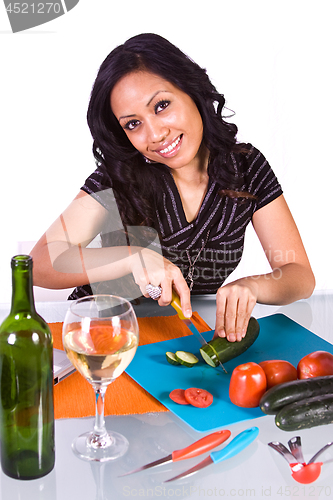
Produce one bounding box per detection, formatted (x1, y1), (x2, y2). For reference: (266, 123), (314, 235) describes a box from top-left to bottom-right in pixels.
(160, 136), (181, 154)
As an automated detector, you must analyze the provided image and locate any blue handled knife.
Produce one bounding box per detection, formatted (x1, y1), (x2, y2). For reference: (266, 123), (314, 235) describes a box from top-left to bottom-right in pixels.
(164, 426), (259, 483)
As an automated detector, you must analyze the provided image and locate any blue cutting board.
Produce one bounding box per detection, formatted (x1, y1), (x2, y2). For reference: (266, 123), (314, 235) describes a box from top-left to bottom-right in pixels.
(126, 314), (333, 432)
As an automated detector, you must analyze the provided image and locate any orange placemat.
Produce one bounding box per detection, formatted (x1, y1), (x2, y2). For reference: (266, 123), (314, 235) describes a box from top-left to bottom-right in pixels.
(51, 313), (212, 419)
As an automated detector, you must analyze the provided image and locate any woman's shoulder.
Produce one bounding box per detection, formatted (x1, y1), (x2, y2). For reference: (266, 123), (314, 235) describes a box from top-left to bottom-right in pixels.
(233, 143), (274, 175)
(236, 142), (283, 208)
(79, 165), (121, 213)
(234, 142), (263, 161)
(81, 165), (112, 195)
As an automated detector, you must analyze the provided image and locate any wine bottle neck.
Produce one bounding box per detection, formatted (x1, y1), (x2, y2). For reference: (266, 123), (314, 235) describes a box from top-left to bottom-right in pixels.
(10, 255), (36, 315)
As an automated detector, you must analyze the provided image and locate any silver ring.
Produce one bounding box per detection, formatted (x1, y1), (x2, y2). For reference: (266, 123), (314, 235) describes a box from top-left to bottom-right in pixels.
(146, 284), (162, 300)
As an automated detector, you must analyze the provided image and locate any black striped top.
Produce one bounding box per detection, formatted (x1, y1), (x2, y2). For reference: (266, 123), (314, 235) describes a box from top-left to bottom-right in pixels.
(68, 144), (282, 299)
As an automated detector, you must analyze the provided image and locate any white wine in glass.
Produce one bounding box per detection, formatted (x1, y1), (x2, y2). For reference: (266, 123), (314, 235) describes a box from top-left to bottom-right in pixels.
(62, 295), (139, 461)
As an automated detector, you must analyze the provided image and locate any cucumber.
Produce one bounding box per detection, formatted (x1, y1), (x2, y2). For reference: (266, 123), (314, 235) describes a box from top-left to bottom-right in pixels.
(199, 317), (260, 367)
(259, 375), (333, 415)
(275, 394), (333, 431)
(166, 352), (180, 365)
(175, 351), (199, 367)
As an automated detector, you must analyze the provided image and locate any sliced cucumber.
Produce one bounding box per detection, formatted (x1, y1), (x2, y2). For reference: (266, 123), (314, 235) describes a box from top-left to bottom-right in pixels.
(200, 317), (260, 367)
(175, 351), (199, 367)
(166, 352), (180, 365)
(200, 347), (218, 367)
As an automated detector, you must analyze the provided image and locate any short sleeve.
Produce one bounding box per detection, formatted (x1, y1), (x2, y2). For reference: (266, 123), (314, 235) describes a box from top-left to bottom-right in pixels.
(243, 145), (283, 211)
(81, 166), (112, 194)
(80, 167), (117, 212)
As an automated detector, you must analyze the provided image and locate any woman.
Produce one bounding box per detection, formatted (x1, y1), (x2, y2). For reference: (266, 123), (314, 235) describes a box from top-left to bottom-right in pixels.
(31, 33), (315, 342)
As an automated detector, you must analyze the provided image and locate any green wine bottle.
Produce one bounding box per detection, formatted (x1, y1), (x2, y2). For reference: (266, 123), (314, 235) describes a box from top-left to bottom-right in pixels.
(0, 255), (55, 480)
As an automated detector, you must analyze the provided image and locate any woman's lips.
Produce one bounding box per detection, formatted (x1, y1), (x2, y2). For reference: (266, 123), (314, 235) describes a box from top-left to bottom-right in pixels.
(155, 135), (183, 158)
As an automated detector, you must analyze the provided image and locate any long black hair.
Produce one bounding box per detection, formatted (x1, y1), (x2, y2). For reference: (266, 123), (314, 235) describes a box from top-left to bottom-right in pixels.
(87, 33), (248, 227)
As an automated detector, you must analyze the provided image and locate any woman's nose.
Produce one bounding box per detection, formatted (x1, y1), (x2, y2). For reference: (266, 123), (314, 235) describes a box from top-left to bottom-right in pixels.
(146, 119), (169, 143)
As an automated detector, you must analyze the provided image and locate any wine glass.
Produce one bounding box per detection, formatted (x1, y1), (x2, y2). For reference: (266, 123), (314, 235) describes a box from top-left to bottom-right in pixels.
(62, 295), (139, 462)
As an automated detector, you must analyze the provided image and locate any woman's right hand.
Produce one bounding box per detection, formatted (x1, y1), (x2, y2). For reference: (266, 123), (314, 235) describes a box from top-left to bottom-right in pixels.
(129, 247), (192, 318)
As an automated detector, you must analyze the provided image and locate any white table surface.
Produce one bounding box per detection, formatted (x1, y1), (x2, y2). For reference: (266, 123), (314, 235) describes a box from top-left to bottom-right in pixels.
(1, 292), (333, 500)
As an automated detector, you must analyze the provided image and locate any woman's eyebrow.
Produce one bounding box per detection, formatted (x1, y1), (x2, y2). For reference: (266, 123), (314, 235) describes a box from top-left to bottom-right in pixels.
(119, 113), (136, 121)
(146, 90), (168, 106)
(118, 90), (169, 121)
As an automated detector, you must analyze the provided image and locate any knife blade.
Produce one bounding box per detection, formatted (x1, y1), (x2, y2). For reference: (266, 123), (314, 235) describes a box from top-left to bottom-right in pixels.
(164, 426), (259, 483)
(118, 429), (231, 477)
(171, 291), (228, 374)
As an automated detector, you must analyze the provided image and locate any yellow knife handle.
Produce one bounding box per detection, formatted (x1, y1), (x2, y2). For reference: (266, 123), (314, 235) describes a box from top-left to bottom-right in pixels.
(171, 290), (188, 320)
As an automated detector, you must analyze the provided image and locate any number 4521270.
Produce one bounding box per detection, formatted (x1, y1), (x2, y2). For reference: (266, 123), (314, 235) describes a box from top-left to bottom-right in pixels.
(276, 485), (331, 496)
(6, 3), (62, 14)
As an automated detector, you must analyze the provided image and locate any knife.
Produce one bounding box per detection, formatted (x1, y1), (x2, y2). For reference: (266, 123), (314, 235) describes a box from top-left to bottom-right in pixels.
(171, 290), (228, 374)
(118, 430), (231, 477)
(164, 426), (259, 483)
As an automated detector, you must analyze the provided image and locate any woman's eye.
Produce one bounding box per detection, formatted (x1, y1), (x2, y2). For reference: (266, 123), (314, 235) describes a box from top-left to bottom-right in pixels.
(154, 100), (170, 113)
(124, 119), (140, 131)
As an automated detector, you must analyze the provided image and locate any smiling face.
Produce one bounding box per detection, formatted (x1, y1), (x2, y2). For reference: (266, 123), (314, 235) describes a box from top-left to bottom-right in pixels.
(110, 71), (206, 173)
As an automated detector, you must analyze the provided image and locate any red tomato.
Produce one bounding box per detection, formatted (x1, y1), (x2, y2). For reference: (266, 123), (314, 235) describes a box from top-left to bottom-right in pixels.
(259, 360), (297, 389)
(297, 351), (333, 379)
(184, 388), (214, 408)
(229, 362), (267, 408)
(169, 389), (189, 405)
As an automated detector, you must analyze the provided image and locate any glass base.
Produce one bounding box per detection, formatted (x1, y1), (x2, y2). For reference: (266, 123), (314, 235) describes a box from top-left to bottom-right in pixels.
(72, 431), (129, 462)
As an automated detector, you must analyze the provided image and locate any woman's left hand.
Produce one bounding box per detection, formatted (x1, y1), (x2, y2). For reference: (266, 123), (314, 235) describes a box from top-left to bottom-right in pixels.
(213, 195), (316, 342)
(214, 278), (258, 342)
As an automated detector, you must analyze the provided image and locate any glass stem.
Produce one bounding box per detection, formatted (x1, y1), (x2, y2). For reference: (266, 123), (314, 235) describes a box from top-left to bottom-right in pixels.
(89, 386), (112, 449)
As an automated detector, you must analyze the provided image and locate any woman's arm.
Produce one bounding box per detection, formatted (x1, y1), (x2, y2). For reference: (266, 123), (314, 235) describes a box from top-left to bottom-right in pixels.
(214, 195), (315, 341)
(30, 190), (114, 289)
(30, 190), (192, 315)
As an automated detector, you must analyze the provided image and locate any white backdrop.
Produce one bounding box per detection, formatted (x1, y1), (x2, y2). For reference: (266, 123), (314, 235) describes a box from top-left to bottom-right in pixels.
(0, 0), (332, 302)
